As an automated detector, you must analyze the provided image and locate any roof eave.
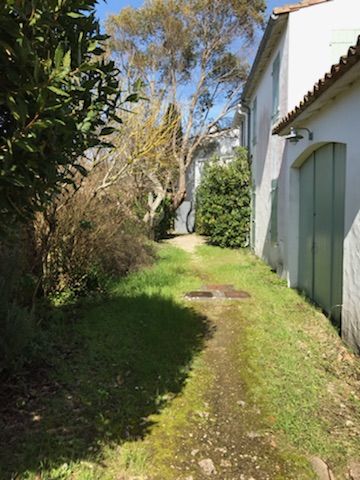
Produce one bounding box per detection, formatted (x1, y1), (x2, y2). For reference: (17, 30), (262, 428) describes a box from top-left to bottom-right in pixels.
(274, 0), (330, 14)
(242, 13), (288, 103)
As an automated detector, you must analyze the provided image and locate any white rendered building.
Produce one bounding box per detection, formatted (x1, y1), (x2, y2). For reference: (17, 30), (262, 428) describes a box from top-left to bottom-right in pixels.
(238, 0), (360, 351)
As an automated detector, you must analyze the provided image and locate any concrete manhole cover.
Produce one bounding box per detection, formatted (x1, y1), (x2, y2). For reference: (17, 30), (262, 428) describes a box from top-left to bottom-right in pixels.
(184, 284), (250, 301)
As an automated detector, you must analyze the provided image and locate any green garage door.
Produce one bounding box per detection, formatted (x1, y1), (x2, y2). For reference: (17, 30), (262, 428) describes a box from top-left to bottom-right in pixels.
(299, 143), (346, 327)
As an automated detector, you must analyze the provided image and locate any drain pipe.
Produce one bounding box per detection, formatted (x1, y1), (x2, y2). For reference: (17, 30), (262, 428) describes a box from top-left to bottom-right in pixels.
(238, 101), (252, 164)
(239, 100), (255, 249)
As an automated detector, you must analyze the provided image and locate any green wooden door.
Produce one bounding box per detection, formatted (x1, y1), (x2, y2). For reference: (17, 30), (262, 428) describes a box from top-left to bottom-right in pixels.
(299, 153), (315, 297)
(299, 143), (346, 326)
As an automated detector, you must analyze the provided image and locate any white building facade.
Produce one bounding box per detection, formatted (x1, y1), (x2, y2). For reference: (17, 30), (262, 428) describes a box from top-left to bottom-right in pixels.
(240, 0), (360, 351)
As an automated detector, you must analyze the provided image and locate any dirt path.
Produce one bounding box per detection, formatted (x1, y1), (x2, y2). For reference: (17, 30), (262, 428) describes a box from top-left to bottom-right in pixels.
(169, 303), (294, 480)
(164, 234), (207, 253)
(150, 236), (314, 479)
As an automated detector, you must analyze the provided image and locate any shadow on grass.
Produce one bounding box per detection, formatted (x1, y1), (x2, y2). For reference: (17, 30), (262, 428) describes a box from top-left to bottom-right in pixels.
(0, 293), (213, 478)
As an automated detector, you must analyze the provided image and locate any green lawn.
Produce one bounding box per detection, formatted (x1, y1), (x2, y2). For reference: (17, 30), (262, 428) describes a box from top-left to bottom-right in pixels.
(197, 246), (360, 472)
(1, 244), (359, 479)
(0, 246), (206, 479)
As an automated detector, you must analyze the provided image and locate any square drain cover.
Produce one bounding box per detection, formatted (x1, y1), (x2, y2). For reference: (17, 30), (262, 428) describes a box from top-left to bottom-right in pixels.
(185, 291), (214, 299)
(185, 285), (250, 301)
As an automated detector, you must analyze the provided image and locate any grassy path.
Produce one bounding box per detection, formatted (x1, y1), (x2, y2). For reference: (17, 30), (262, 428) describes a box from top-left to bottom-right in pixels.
(1, 241), (360, 479)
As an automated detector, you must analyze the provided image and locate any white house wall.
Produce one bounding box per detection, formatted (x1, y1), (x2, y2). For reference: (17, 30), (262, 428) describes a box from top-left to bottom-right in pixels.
(250, 0), (360, 274)
(250, 25), (289, 270)
(282, 79), (360, 352)
(287, 0), (360, 112)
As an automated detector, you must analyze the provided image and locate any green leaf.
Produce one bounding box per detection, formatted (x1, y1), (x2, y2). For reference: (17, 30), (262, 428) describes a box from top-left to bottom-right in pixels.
(91, 47), (105, 56)
(47, 86), (70, 97)
(63, 50), (71, 69)
(124, 93), (139, 103)
(16, 139), (36, 153)
(54, 43), (64, 69)
(100, 127), (116, 136)
(110, 114), (123, 124)
(74, 164), (88, 176)
(66, 12), (85, 18)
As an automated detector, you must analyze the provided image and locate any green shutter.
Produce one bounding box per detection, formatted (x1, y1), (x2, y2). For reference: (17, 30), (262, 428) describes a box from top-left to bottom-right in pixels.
(270, 179), (278, 244)
(251, 188), (256, 249)
(331, 30), (360, 63)
(252, 97), (257, 145)
(272, 53), (280, 121)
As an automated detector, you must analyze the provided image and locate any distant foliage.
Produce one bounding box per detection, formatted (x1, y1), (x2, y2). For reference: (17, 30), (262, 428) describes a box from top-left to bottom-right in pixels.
(0, 0), (123, 232)
(196, 148), (251, 248)
(154, 197), (176, 241)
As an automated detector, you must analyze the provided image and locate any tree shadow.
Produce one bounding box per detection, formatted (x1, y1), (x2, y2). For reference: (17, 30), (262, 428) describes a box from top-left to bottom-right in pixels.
(0, 293), (214, 478)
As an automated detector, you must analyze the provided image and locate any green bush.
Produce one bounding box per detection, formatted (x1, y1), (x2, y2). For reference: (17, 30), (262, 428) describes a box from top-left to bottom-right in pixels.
(0, 0), (124, 232)
(196, 148), (251, 248)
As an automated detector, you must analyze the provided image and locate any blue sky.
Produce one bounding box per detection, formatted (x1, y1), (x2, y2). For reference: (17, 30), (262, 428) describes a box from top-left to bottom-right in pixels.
(96, 0), (293, 25)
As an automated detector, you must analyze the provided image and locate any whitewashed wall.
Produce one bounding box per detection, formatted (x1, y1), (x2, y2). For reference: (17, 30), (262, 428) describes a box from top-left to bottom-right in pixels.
(250, 0), (360, 274)
(249, 25), (289, 270)
(287, 0), (360, 111)
(281, 78), (360, 351)
(246, 0), (360, 350)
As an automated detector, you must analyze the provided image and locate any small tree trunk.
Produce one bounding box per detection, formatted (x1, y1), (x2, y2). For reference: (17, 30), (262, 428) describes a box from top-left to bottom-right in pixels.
(143, 190), (166, 238)
(172, 165), (187, 210)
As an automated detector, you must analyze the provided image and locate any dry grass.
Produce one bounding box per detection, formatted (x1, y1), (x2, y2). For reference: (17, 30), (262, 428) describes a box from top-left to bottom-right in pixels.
(35, 171), (154, 296)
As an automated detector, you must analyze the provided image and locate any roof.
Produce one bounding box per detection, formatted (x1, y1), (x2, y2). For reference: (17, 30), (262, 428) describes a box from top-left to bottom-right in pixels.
(273, 35), (360, 134)
(274, 0), (329, 14)
(242, 0), (331, 102)
(242, 15), (287, 102)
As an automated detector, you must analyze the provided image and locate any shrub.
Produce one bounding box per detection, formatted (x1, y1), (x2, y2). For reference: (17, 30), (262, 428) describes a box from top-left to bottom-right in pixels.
(196, 148), (251, 248)
(36, 176), (154, 297)
(0, 0), (124, 232)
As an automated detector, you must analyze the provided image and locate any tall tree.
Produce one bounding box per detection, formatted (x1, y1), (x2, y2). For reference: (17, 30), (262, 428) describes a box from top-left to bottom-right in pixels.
(93, 98), (181, 231)
(107, 0), (265, 209)
(0, 0), (125, 232)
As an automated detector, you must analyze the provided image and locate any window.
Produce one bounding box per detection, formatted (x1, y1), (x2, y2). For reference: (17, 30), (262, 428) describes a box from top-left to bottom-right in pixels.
(272, 53), (280, 122)
(252, 97), (257, 145)
(331, 30), (360, 64)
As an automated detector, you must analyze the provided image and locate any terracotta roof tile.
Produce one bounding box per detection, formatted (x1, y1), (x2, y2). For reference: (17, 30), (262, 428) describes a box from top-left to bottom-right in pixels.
(273, 35), (360, 134)
(274, 0), (329, 15)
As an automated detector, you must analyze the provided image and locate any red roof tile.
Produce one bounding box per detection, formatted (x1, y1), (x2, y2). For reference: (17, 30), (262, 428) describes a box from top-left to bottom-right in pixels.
(273, 35), (360, 134)
(274, 0), (329, 15)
